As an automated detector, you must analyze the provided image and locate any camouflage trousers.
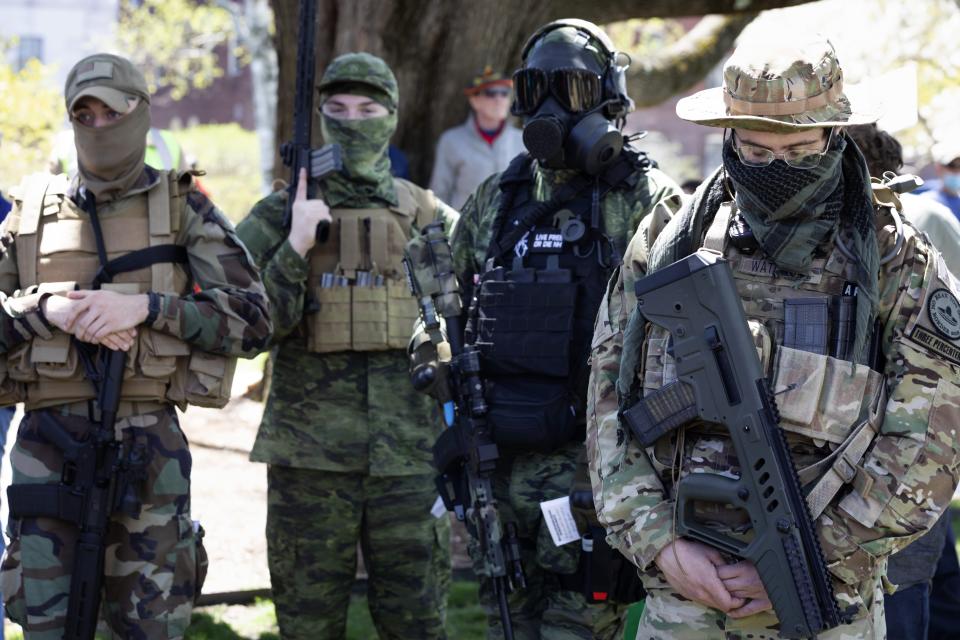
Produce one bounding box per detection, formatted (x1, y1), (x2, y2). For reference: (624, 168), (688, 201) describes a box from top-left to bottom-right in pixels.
(472, 442), (628, 640)
(0, 407), (200, 639)
(265, 466), (451, 640)
(635, 583), (886, 639)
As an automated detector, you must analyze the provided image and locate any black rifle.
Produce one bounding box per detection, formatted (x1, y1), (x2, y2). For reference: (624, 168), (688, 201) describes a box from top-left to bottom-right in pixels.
(403, 222), (525, 640)
(621, 249), (843, 639)
(279, 0), (342, 243)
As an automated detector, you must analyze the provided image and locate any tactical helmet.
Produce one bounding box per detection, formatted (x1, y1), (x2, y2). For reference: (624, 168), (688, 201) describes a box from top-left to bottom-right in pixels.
(316, 52), (399, 112)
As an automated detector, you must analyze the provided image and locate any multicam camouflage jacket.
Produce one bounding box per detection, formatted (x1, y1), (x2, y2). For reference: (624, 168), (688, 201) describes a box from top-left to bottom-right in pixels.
(587, 194), (960, 623)
(0, 167), (271, 360)
(237, 187), (458, 475)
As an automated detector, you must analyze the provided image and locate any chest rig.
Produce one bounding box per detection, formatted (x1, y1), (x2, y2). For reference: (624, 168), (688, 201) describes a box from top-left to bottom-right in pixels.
(641, 200), (887, 525)
(1, 170), (236, 411)
(469, 151), (649, 452)
(304, 178), (434, 353)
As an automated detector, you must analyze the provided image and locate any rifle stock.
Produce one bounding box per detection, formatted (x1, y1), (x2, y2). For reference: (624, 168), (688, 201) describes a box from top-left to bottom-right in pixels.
(622, 249), (843, 639)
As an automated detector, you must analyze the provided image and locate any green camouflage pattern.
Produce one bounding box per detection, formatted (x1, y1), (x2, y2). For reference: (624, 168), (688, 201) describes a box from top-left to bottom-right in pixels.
(320, 112), (398, 208)
(587, 195), (960, 634)
(317, 52), (399, 111)
(675, 36), (880, 133)
(470, 443), (628, 640)
(236, 189), (457, 475)
(448, 157), (682, 637)
(266, 467), (449, 640)
(0, 168), (273, 357)
(0, 408), (200, 639)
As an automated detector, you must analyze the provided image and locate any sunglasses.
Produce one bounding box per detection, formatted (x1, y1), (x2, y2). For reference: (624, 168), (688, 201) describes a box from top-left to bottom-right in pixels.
(480, 87), (511, 99)
(511, 67), (604, 115)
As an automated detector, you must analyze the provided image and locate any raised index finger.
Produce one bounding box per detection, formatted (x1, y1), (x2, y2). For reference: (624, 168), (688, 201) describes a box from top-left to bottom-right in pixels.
(295, 167), (308, 202)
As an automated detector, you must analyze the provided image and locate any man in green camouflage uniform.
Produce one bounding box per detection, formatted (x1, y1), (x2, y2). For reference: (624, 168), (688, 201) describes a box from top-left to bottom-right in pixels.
(588, 35), (960, 639)
(437, 21), (681, 640)
(0, 53), (272, 638)
(236, 53), (457, 640)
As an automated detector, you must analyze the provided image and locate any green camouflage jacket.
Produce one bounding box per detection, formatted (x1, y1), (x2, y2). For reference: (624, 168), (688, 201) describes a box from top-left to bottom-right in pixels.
(237, 187), (458, 475)
(588, 197), (960, 622)
(0, 168), (271, 357)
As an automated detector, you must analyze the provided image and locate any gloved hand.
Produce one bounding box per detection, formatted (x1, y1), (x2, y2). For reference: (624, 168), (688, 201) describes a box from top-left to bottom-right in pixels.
(408, 332), (452, 405)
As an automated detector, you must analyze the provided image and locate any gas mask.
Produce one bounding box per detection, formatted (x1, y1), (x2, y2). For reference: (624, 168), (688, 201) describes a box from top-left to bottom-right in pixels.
(512, 41), (624, 175)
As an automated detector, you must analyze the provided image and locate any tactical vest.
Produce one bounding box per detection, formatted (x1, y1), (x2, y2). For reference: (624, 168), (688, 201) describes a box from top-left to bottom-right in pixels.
(468, 151), (650, 452)
(304, 178), (435, 353)
(0, 170), (236, 411)
(637, 199), (888, 532)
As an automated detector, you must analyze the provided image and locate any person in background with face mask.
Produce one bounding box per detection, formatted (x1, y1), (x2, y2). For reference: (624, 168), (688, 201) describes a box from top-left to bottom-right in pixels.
(235, 52), (458, 640)
(421, 19), (682, 639)
(429, 66), (525, 210)
(0, 52), (272, 637)
(924, 138), (960, 221)
(588, 35), (960, 638)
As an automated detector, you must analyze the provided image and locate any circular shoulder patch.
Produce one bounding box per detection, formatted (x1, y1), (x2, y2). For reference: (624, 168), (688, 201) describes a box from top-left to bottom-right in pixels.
(928, 288), (960, 340)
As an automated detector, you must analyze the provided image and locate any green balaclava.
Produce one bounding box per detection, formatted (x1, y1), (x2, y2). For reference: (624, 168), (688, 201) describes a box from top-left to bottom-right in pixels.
(316, 52), (399, 208)
(64, 53), (152, 202)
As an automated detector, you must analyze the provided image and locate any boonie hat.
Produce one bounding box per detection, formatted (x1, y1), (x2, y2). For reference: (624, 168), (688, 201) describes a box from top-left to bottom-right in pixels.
(676, 35), (880, 133)
(64, 53), (150, 114)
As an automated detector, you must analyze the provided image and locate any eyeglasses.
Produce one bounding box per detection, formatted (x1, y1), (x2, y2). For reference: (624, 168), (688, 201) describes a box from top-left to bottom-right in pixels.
(480, 87), (511, 99)
(512, 67), (604, 115)
(731, 128), (835, 170)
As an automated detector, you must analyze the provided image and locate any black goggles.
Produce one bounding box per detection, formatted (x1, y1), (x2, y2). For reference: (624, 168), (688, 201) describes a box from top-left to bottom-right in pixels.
(512, 67), (604, 115)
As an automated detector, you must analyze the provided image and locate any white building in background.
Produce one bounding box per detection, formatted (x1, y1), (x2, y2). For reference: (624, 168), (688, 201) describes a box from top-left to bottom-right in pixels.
(0, 0), (119, 89)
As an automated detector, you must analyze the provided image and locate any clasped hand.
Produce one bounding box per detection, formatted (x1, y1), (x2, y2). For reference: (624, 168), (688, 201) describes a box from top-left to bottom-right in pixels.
(42, 290), (149, 352)
(288, 167), (332, 257)
(655, 538), (773, 618)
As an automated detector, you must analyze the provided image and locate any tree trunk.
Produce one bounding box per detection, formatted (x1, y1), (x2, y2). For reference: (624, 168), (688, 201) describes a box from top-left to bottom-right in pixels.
(269, 0), (817, 186)
(245, 0), (279, 195)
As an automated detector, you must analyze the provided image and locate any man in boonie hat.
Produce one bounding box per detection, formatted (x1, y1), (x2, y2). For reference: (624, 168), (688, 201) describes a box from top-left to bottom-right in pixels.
(587, 34), (960, 639)
(429, 65), (524, 209)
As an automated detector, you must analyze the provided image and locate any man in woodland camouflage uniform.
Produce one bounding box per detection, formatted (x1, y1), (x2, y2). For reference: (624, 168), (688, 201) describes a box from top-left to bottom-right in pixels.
(237, 53), (457, 639)
(588, 35), (960, 639)
(0, 53), (272, 638)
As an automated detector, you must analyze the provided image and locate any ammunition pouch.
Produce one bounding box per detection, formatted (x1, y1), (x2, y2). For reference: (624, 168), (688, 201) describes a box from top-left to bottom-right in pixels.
(304, 178), (435, 354)
(485, 377), (580, 452)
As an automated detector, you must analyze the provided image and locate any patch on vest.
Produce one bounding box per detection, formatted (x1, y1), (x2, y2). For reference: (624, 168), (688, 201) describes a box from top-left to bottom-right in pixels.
(927, 289), (960, 340)
(910, 326), (960, 364)
(514, 231), (530, 258)
(530, 229), (564, 253)
(736, 257), (823, 285)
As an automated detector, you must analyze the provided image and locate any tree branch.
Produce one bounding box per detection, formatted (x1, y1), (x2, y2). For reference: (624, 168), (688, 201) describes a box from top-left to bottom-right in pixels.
(548, 0), (818, 23)
(626, 14), (753, 108)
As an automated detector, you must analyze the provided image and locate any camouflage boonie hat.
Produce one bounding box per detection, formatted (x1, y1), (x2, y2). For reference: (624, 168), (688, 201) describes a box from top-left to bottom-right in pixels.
(65, 53), (150, 114)
(676, 35), (880, 133)
(316, 52), (399, 111)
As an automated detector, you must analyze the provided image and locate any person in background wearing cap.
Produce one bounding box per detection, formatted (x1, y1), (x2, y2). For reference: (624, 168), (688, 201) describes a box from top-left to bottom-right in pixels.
(0, 53), (271, 637)
(416, 20), (682, 639)
(428, 66), (524, 210)
(588, 35), (960, 638)
(236, 52), (458, 640)
(924, 138), (960, 222)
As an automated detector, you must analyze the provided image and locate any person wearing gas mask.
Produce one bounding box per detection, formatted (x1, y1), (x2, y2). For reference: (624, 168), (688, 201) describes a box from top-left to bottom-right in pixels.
(235, 53), (458, 639)
(426, 19), (682, 639)
(0, 53), (272, 637)
(588, 35), (960, 638)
